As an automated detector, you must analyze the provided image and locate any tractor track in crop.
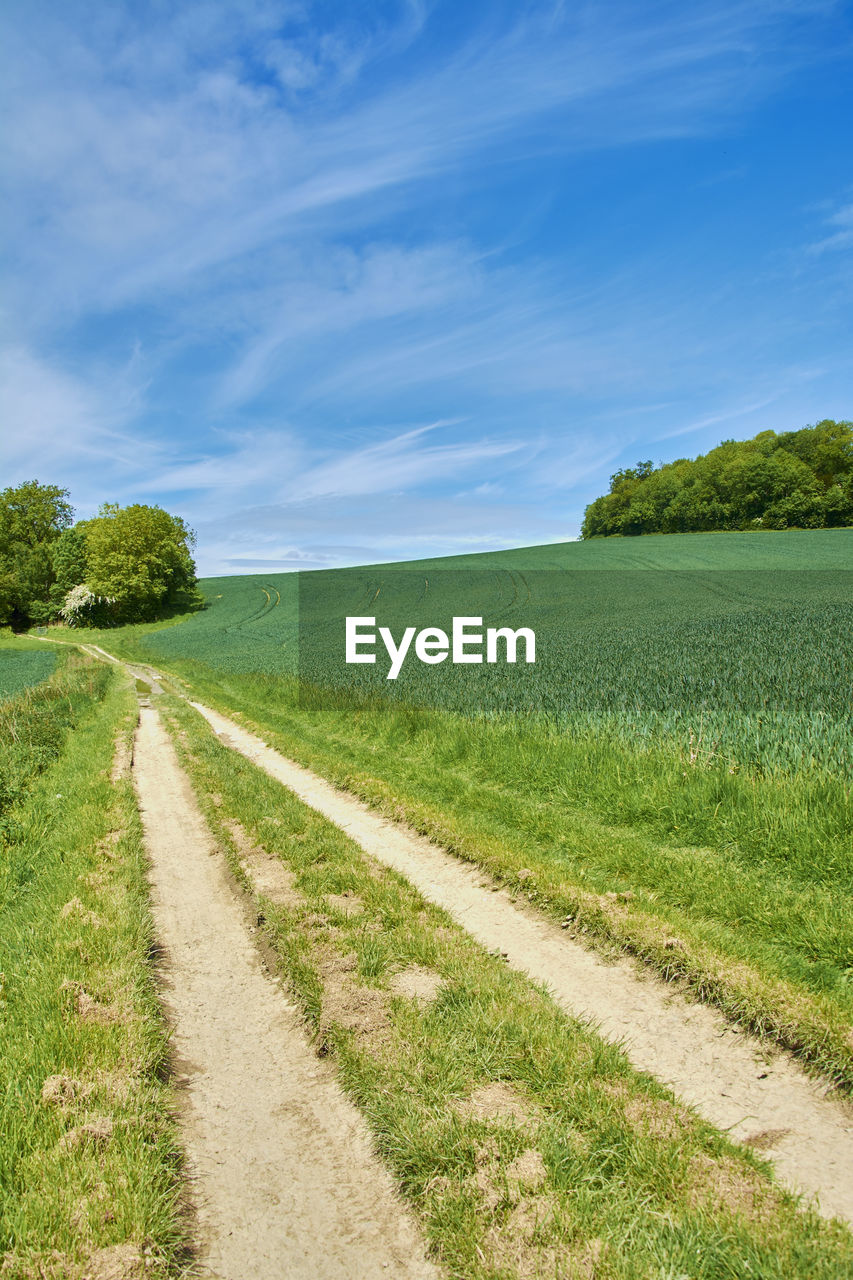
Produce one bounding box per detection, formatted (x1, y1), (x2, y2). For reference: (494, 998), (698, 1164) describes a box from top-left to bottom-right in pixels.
(224, 583), (281, 635)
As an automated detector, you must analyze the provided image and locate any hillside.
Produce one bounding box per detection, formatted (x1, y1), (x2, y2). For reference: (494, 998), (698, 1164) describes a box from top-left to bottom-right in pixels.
(136, 528), (853, 775)
(40, 526), (853, 1204)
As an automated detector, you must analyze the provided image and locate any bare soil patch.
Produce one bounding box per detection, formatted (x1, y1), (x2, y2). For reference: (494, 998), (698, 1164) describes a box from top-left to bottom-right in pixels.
(471, 1142), (565, 1277)
(80, 1243), (147, 1280)
(389, 965), (444, 1004)
(61, 981), (122, 1026)
(506, 1148), (547, 1188)
(324, 890), (364, 916)
(317, 947), (391, 1045)
(458, 1082), (537, 1128)
(224, 817), (304, 908)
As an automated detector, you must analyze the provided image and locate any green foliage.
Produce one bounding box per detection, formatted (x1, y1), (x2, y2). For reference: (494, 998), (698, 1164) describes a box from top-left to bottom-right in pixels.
(0, 483), (200, 629)
(0, 481), (73, 628)
(581, 420), (853, 537)
(48, 525), (89, 610)
(0, 650), (110, 818)
(0, 668), (187, 1275)
(81, 503), (200, 624)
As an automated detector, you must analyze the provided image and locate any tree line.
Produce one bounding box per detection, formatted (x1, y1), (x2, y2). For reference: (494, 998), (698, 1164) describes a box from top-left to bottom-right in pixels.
(0, 480), (201, 629)
(581, 419), (853, 538)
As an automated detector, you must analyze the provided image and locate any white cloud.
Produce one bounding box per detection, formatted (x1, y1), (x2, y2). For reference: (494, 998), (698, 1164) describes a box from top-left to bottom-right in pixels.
(214, 241), (483, 410)
(0, 344), (154, 493)
(295, 423), (522, 500)
(141, 419), (523, 509)
(138, 428), (305, 497)
(808, 201), (853, 254)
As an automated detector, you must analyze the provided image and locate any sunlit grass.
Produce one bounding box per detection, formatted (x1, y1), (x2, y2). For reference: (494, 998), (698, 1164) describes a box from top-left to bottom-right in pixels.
(0, 659), (187, 1277)
(41, 531), (853, 1083)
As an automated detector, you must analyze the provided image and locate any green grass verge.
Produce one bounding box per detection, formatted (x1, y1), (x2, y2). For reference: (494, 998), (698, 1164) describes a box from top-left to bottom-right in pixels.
(0, 659), (188, 1279)
(0, 648), (112, 819)
(159, 690), (853, 1280)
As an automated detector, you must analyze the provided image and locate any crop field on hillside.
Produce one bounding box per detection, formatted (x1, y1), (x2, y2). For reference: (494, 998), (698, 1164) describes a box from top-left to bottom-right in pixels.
(298, 566), (852, 775)
(139, 530), (853, 775)
(0, 639), (56, 700)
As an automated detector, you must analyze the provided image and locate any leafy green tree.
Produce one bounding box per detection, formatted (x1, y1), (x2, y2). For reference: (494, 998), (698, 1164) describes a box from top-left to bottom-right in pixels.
(0, 480), (73, 627)
(82, 503), (200, 622)
(822, 476), (853, 527)
(48, 525), (89, 614)
(716, 449), (821, 526)
(777, 419), (853, 486)
(581, 420), (852, 537)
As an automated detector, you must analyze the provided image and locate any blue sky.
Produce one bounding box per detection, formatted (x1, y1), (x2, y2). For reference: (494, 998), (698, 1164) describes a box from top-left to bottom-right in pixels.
(1, 0), (851, 575)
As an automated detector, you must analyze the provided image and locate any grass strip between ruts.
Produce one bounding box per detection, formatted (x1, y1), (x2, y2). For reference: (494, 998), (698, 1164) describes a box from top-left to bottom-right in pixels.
(160, 689), (853, 1280)
(0, 661), (188, 1279)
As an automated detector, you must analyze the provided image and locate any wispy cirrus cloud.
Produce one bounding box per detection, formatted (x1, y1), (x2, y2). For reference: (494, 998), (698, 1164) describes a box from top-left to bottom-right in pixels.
(808, 200), (853, 254)
(295, 422), (523, 501)
(140, 419), (523, 505)
(0, 343), (156, 488)
(2, 0), (837, 323)
(213, 242), (485, 411)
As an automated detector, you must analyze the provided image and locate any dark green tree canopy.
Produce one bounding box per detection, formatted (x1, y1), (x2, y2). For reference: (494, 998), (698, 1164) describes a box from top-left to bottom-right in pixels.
(581, 420), (853, 538)
(0, 481), (73, 627)
(50, 526), (89, 600)
(0, 482), (200, 628)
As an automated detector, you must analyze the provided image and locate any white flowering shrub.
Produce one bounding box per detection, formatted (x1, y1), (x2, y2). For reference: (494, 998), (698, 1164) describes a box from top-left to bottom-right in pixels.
(59, 584), (116, 626)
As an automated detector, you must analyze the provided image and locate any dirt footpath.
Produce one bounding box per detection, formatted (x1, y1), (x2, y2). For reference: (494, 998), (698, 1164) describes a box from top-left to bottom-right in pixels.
(192, 701), (853, 1227)
(133, 705), (437, 1280)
